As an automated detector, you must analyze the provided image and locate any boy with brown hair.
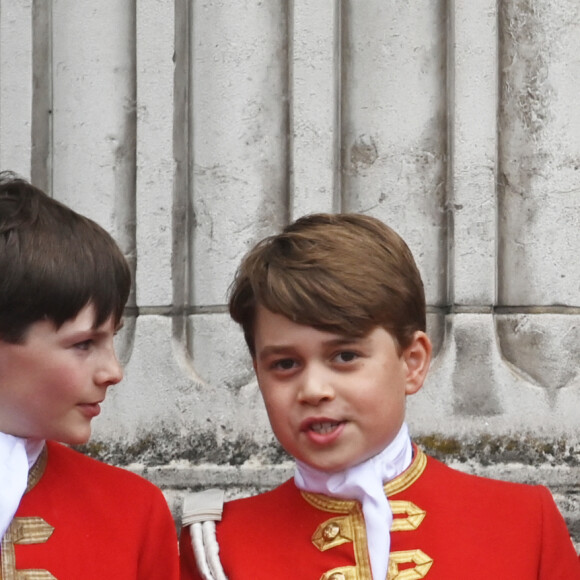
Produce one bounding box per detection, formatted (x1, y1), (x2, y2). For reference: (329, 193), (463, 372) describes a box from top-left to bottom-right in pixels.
(180, 213), (580, 579)
(0, 172), (179, 578)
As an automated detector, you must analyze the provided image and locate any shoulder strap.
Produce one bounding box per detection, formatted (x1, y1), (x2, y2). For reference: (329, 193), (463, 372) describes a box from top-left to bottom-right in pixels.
(182, 488), (228, 580)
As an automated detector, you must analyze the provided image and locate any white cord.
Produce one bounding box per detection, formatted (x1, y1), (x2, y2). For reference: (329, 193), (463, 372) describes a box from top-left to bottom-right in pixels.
(183, 489), (228, 580)
(191, 522), (215, 580)
(203, 521), (228, 580)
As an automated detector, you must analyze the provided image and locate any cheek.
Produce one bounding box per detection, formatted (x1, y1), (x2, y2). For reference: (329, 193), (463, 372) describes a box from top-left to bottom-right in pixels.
(40, 363), (83, 397)
(260, 387), (292, 427)
(261, 389), (286, 418)
(257, 375), (283, 405)
(356, 382), (405, 417)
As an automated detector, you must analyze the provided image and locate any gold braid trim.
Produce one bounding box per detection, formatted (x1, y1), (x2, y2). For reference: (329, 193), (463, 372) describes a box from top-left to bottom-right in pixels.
(25, 446), (48, 493)
(302, 491), (355, 515)
(301, 446), (428, 514)
(319, 566), (358, 580)
(1, 518), (55, 580)
(349, 503), (372, 578)
(383, 447), (427, 497)
(1, 445), (51, 580)
(302, 447), (429, 580)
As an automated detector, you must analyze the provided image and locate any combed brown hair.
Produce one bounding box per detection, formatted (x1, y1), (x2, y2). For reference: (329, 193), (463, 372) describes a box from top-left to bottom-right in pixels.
(229, 213), (426, 356)
(0, 172), (131, 343)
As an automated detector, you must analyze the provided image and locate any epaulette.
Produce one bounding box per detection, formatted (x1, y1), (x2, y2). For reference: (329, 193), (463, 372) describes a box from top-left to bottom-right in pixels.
(182, 488), (228, 580)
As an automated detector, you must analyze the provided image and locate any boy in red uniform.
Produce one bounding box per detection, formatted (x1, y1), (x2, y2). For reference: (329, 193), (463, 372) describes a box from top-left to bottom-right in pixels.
(0, 173), (179, 578)
(180, 213), (580, 579)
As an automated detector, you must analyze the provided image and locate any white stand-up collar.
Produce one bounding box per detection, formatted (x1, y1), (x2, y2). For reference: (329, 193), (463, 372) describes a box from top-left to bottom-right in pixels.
(0, 432), (44, 545)
(294, 422), (413, 580)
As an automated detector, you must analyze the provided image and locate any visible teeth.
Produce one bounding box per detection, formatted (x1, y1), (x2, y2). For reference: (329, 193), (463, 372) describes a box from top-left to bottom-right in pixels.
(310, 422), (340, 434)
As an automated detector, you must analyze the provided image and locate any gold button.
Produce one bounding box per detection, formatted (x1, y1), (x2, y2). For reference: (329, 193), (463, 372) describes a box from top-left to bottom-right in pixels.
(322, 522), (341, 540)
(328, 573), (346, 580)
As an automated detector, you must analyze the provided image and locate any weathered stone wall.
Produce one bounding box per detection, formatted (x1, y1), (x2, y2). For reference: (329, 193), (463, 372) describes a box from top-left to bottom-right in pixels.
(1, 0), (579, 545)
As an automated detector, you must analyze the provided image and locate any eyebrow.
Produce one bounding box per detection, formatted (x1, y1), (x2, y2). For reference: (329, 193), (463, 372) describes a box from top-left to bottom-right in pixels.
(72, 319), (123, 339)
(257, 336), (361, 361)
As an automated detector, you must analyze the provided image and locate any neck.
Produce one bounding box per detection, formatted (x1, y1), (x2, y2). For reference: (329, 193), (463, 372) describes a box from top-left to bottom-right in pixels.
(295, 423), (412, 491)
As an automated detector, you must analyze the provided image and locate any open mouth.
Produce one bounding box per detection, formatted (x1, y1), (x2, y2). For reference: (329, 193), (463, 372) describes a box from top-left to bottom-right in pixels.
(309, 421), (343, 434)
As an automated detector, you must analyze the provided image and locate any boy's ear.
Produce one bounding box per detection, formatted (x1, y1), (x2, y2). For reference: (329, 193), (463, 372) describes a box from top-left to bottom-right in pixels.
(402, 331), (432, 396)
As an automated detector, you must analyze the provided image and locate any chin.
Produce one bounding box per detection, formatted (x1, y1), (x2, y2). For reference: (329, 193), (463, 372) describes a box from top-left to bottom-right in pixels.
(60, 429), (92, 446)
(303, 458), (352, 473)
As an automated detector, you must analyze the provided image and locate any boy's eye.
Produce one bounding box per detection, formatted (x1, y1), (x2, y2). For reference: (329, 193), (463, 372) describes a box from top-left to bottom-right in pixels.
(74, 339), (93, 351)
(334, 351), (358, 363)
(272, 358), (297, 371)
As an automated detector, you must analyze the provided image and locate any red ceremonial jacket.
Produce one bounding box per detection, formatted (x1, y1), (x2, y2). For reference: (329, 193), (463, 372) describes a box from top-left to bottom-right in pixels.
(1, 440), (179, 579)
(180, 447), (580, 579)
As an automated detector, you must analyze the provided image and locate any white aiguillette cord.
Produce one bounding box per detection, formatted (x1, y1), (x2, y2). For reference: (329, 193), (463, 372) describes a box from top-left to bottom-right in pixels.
(294, 422), (413, 580)
(183, 488), (228, 580)
(0, 433), (44, 547)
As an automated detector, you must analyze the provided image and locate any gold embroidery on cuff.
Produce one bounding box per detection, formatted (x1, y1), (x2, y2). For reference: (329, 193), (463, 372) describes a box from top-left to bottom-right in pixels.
(389, 501), (426, 532)
(387, 549), (433, 580)
(312, 516), (354, 551)
(319, 566), (358, 580)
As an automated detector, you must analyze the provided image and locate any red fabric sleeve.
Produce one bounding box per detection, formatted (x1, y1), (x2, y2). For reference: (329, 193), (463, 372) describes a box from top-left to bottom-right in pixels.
(138, 486), (180, 580)
(536, 485), (580, 579)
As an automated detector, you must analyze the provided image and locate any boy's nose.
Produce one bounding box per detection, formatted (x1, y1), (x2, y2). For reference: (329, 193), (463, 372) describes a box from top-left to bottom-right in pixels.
(297, 366), (335, 405)
(95, 351), (124, 387)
